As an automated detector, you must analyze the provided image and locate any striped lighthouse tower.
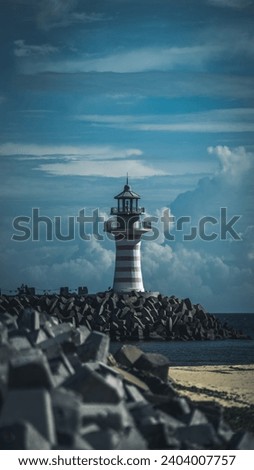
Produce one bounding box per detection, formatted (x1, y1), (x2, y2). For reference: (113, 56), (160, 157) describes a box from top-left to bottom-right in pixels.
(105, 177), (151, 292)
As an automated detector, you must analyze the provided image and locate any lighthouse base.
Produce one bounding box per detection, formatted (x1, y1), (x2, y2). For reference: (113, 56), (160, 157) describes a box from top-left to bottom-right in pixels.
(113, 280), (145, 293)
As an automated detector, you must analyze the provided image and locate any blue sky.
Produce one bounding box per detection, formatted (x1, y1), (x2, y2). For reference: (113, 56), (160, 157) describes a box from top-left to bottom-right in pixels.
(0, 0), (254, 312)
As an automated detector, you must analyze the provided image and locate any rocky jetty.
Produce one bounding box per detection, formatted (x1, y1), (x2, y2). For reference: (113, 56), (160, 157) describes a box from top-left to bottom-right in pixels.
(0, 307), (253, 450)
(0, 291), (249, 341)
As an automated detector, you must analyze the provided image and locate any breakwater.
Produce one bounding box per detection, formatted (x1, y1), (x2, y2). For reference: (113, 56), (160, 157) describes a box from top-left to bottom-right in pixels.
(0, 291), (249, 341)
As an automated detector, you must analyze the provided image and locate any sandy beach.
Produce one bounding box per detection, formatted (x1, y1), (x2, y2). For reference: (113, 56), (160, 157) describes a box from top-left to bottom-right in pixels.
(170, 364), (254, 408)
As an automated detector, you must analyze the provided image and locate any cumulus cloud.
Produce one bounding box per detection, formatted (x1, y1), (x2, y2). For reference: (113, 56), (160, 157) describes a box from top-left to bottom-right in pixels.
(142, 241), (253, 312)
(208, 145), (252, 179)
(1, 239), (115, 292)
(14, 40), (58, 57)
(163, 144), (254, 311)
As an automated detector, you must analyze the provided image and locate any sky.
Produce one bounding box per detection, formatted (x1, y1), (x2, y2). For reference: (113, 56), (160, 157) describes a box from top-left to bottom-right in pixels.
(0, 0), (254, 312)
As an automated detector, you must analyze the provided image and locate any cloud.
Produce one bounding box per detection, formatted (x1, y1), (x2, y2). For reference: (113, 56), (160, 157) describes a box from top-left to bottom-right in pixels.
(37, 159), (167, 178)
(72, 46), (215, 73)
(0, 142), (166, 178)
(36, 0), (107, 30)
(75, 108), (254, 134)
(171, 145), (254, 221)
(166, 144), (254, 311)
(0, 239), (115, 292)
(19, 45), (220, 74)
(142, 241), (253, 312)
(0, 143), (142, 159)
(14, 40), (58, 57)
(208, 145), (252, 178)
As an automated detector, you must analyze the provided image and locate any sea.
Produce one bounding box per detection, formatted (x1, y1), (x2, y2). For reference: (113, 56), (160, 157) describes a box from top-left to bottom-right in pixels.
(110, 313), (254, 366)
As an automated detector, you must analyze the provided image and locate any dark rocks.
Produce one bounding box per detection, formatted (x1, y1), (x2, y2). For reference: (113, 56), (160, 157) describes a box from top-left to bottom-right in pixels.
(114, 345), (143, 367)
(8, 349), (54, 390)
(63, 365), (124, 404)
(115, 344), (170, 382)
(230, 431), (254, 450)
(0, 422), (51, 450)
(77, 331), (109, 363)
(134, 352), (170, 382)
(0, 291), (249, 342)
(0, 299), (253, 450)
(0, 388), (56, 444)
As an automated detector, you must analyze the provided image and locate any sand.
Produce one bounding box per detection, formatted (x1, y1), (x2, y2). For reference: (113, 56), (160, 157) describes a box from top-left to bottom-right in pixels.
(170, 364), (254, 408)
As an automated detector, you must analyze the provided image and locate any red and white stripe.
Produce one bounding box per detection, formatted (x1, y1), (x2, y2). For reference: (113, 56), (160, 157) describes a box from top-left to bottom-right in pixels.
(113, 236), (144, 292)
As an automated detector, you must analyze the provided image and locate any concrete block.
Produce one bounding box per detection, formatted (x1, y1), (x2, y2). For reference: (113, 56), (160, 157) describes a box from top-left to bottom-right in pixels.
(77, 331), (109, 363)
(50, 323), (79, 345)
(0, 421), (51, 450)
(0, 324), (8, 345)
(1, 312), (18, 333)
(130, 404), (169, 449)
(82, 424), (121, 450)
(133, 352), (170, 382)
(60, 287), (69, 296)
(63, 365), (124, 404)
(114, 345), (143, 368)
(8, 348), (54, 390)
(17, 308), (40, 331)
(0, 388), (56, 445)
(175, 423), (220, 448)
(75, 325), (90, 346)
(52, 388), (84, 435)
(189, 409), (209, 426)
(110, 365), (149, 392)
(39, 340), (75, 386)
(230, 431), (254, 450)
(125, 384), (147, 404)
(8, 334), (32, 351)
(56, 433), (92, 450)
(118, 426), (148, 449)
(81, 402), (132, 431)
(157, 396), (191, 420)
(28, 328), (48, 345)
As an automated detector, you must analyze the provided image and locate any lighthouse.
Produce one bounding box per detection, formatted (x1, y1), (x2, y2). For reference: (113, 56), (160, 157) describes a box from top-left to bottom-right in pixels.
(104, 177), (151, 292)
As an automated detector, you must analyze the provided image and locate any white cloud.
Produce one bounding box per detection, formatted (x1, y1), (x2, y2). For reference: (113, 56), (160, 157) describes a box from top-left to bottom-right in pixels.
(75, 108), (254, 134)
(165, 144), (254, 311)
(207, 145), (252, 178)
(11, 239), (115, 291)
(0, 142), (166, 178)
(129, 122), (254, 133)
(0, 143), (142, 159)
(37, 159), (167, 178)
(14, 40), (58, 57)
(142, 241), (253, 312)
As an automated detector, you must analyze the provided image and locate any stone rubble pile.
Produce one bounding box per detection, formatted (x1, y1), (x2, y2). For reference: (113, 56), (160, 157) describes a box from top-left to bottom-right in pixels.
(0, 291), (248, 341)
(0, 307), (253, 450)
